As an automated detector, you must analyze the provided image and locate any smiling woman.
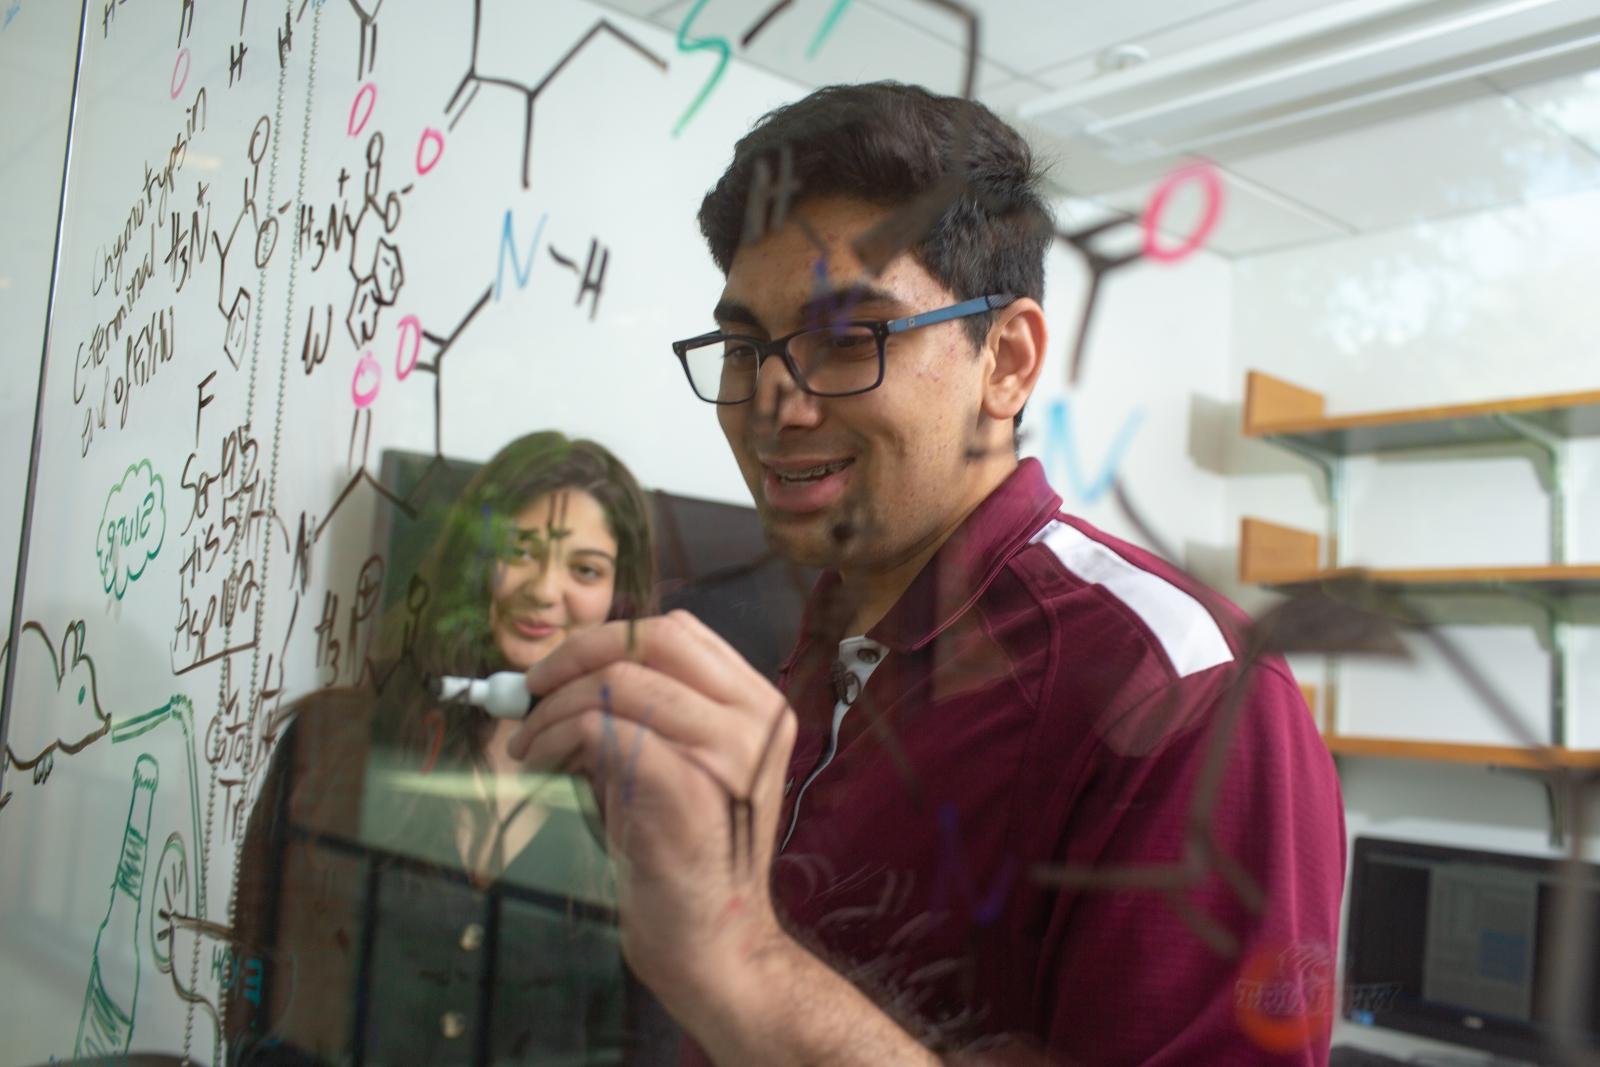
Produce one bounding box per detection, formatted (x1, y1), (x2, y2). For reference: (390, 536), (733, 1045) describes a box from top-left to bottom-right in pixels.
(489, 489), (622, 673)
(223, 431), (672, 1066)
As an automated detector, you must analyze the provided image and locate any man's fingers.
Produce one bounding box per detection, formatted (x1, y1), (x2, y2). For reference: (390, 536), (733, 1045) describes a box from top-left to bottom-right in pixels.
(512, 661), (720, 760)
(511, 706), (748, 811)
(511, 708), (602, 777)
(509, 675), (785, 797)
(525, 611), (771, 709)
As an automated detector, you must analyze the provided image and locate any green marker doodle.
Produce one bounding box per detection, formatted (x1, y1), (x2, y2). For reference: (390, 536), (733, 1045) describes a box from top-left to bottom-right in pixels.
(806, 0), (853, 57)
(111, 696), (220, 1066)
(76, 754), (159, 1057)
(96, 459), (166, 599)
(672, 0), (731, 137)
(114, 696), (206, 923)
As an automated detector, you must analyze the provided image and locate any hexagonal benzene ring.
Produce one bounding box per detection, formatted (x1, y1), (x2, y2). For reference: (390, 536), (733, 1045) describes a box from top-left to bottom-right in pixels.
(346, 276), (384, 347)
(224, 287), (252, 369)
(369, 238), (403, 304)
(344, 236), (404, 347)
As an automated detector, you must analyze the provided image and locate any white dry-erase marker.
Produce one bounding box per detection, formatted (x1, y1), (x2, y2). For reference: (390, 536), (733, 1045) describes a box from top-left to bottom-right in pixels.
(435, 672), (539, 719)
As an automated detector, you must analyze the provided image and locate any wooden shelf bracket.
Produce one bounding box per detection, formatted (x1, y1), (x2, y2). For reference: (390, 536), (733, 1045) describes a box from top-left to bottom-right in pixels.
(1489, 584), (1576, 752)
(1492, 766), (1599, 848)
(1262, 435), (1348, 570)
(1493, 411), (1569, 565)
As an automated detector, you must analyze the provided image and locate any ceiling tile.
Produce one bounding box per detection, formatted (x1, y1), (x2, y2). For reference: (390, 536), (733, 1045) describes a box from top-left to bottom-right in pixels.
(1092, 168), (1354, 258)
(1029, 0), (1335, 86)
(644, 0), (1343, 100)
(863, 0), (1322, 86)
(1498, 68), (1600, 157)
(647, 0), (983, 97)
(1224, 91), (1600, 232)
(647, 0), (689, 27)
(1019, 117), (1189, 197)
(979, 75), (1055, 114)
(857, 0), (984, 65)
(588, 0), (680, 17)
(1033, 55), (1098, 92)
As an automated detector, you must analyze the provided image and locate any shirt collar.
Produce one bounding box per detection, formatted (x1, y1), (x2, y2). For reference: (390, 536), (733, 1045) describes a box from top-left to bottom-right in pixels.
(782, 459), (1062, 667)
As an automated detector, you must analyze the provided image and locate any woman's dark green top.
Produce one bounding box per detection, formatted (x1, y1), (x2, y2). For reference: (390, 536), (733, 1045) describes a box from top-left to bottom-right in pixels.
(225, 693), (673, 1066)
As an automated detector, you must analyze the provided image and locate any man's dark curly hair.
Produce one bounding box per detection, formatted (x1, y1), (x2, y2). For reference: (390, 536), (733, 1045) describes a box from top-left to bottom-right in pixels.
(698, 82), (1053, 376)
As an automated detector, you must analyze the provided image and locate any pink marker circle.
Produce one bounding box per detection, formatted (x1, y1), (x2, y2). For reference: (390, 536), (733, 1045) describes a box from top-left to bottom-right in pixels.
(348, 82), (377, 138)
(1142, 163), (1224, 264)
(352, 351), (381, 407)
(395, 315), (422, 380)
(415, 127), (444, 175)
(170, 48), (191, 100)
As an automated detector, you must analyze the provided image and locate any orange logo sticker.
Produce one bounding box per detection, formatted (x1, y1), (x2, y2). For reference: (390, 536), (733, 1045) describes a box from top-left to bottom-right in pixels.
(1235, 941), (1336, 1053)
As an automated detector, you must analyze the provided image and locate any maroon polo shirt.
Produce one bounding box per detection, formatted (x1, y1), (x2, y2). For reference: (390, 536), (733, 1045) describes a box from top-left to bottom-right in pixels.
(686, 459), (1345, 1065)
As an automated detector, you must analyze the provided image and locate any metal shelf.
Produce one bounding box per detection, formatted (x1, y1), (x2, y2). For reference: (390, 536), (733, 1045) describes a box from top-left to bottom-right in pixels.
(1240, 369), (1600, 844)
(1244, 370), (1600, 455)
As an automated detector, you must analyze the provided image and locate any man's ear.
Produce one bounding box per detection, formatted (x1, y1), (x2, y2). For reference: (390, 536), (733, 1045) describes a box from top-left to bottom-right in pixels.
(981, 298), (1047, 427)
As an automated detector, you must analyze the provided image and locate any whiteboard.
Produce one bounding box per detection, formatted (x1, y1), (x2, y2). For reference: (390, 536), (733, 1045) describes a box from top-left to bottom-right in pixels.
(0, 1), (814, 1061)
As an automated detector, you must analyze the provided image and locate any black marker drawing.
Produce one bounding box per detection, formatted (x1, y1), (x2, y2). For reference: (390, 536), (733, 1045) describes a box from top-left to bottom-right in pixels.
(443, 2), (668, 189)
(347, 0), (381, 80)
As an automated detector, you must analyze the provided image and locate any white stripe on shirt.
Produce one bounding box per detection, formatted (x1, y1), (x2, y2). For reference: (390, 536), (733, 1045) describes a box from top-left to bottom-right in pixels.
(1030, 519), (1233, 678)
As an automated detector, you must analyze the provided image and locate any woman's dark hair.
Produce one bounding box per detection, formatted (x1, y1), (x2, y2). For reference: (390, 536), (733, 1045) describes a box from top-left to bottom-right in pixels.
(370, 431), (657, 804)
(698, 81), (1055, 366)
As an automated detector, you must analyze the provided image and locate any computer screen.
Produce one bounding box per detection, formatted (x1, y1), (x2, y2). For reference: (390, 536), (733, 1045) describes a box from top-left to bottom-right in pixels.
(1344, 836), (1600, 1062)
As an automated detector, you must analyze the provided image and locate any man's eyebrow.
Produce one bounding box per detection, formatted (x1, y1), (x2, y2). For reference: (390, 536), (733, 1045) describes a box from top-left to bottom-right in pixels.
(798, 282), (903, 326)
(713, 283), (905, 334)
(712, 299), (761, 328)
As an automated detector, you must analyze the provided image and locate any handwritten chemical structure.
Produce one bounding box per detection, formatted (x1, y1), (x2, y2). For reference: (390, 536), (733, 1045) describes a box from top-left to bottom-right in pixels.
(346, 0), (380, 79)
(211, 116), (286, 370)
(442, 1), (668, 189)
(547, 235), (609, 321)
(1054, 163), (1225, 385)
(294, 116), (410, 350)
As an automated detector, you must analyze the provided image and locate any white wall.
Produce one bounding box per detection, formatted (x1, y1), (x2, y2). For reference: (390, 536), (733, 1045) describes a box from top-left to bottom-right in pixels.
(1027, 198), (1235, 569)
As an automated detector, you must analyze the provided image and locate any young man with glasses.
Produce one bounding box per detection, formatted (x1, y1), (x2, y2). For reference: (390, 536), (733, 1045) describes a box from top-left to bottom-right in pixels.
(510, 83), (1344, 1065)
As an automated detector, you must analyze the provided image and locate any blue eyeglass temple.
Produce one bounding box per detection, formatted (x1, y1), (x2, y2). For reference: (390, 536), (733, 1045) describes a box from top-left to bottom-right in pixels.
(886, 293), (1016, 334)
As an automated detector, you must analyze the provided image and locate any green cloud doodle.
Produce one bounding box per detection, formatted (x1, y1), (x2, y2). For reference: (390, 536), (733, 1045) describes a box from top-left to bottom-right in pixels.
(96, 459), (167, 599)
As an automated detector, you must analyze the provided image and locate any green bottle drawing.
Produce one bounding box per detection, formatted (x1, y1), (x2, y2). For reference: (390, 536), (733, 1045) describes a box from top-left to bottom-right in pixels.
(76, 754), (159, 1056)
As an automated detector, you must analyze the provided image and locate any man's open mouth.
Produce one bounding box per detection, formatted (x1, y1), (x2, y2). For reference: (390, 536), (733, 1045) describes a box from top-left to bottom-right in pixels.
(772, 459), (854, 484)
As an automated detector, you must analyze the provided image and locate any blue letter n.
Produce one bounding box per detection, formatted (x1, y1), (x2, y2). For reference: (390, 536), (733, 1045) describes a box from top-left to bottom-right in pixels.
(494, 209), (548, 302)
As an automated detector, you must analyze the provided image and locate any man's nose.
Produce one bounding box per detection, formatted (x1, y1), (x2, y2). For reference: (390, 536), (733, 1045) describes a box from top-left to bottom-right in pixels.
(753, 352), (822, 428)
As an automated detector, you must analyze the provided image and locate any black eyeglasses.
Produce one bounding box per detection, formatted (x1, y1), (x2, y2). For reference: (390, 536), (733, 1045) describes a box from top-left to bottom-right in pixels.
(671, 293), (1016, 405)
